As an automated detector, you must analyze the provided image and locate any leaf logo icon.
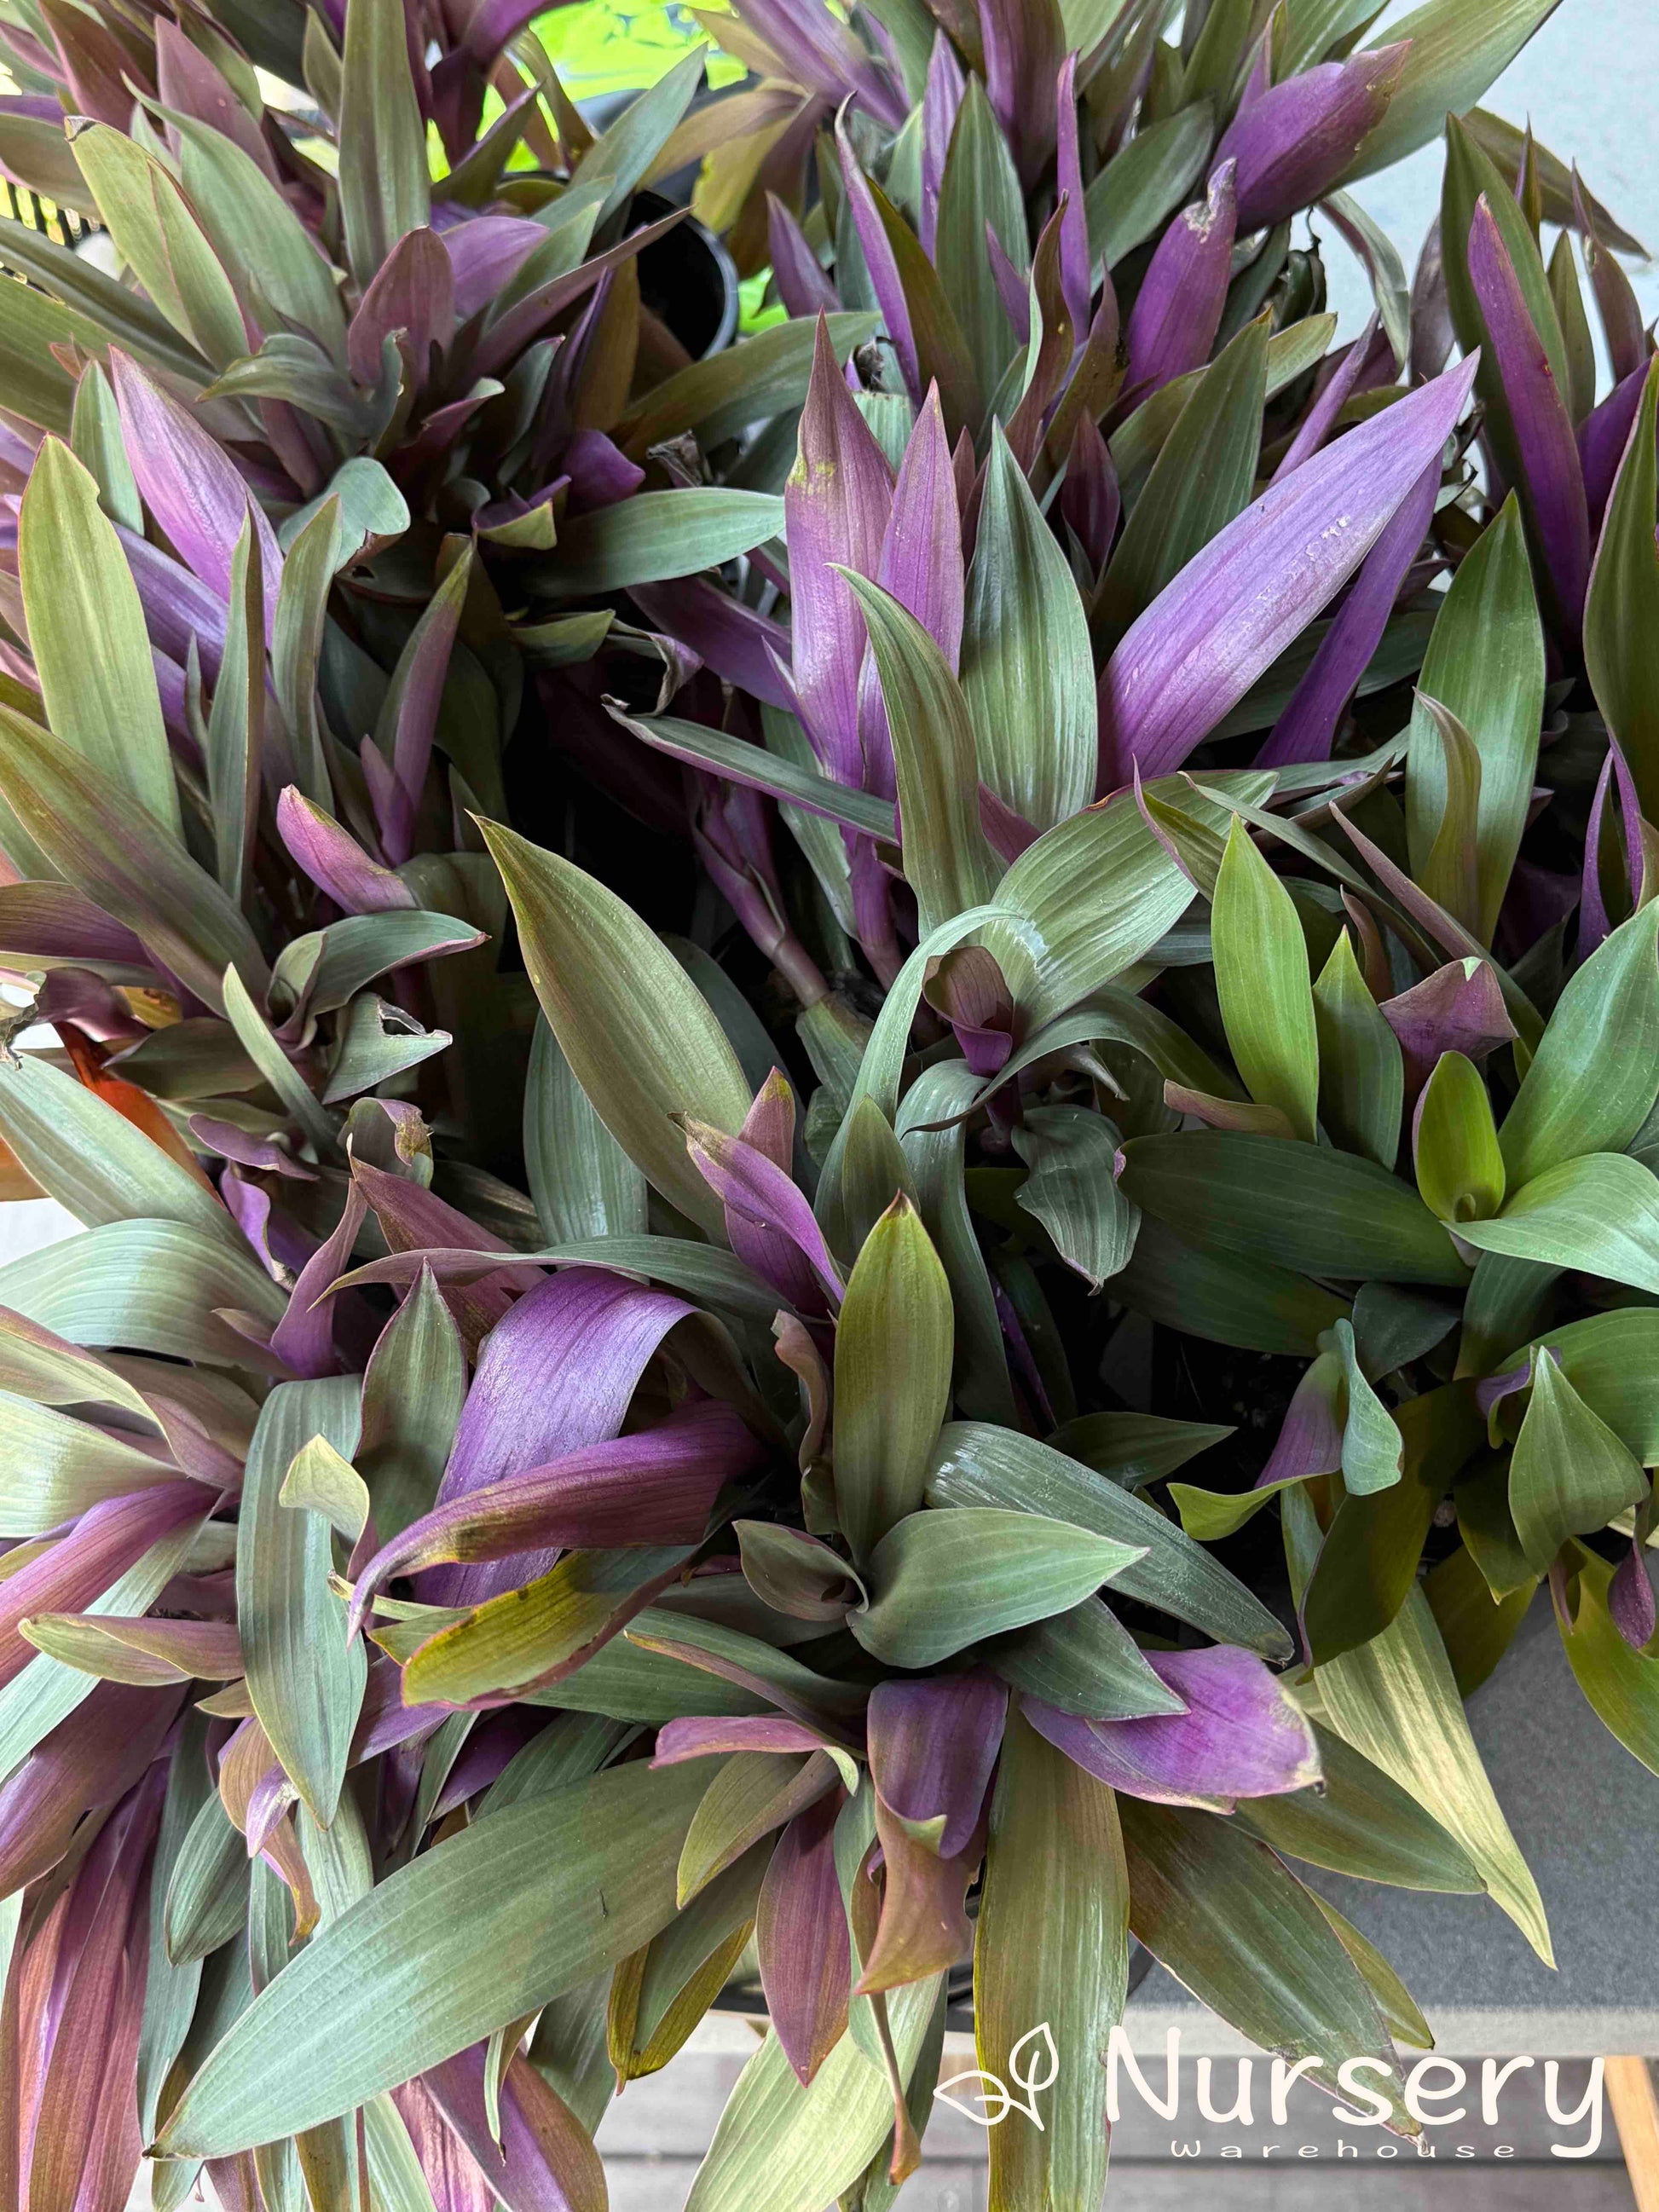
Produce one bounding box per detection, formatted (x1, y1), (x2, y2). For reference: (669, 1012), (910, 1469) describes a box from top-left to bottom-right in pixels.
(934, 2024), (1059, 2127)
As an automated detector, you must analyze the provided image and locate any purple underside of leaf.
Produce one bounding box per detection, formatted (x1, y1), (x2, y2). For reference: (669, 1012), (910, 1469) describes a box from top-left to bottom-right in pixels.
(980, 0), (1060, 188)
(348, 1401), (763, 1636)
(1379, 958), (1517, 1094)
(420, 2040), (604, 2212)
(0, 1679), (177, 1894)
(116, 525), (229, 687)
(277, 786), (414, 912)
(867, 1672), (1008, 1857)
(1213, 46), (1408, 232)
(1579, 739), (1645, 958)
(1099, 353), (1478, 785)
(683, 1120), (842, 1313)
(351, 1655), (451, 1763)
(1023, 1645), (1319, 1805)
(836, 107), (919, 403)
(1580, 361), (1653, 528)
(347, 228), (454, 390)
(986, 222), (1032, 346)
(156, 22), (276, 180)
(424, 1267), (702, 1605)
(1055, 54), (1091, 342)
(441, 214), (548, 324)
(471, 211), (685, 380)
(0, 883), (148, 965)
(766, 193), (841, 320)
(1123, 160), (1237, 401)
(271, 1187), (367, 1380)
(1466, 194), (1591, 644)
(651, 1714), (829, 1765)
(461, 0), (547, 64)
(630, 580), (795, 710)
(0, 1482), (211, 1694)
(1610, 1539), (1657, 1650)
(1061, 411), (1120, 573)
(1271, 316), (1382, 488)
(784, 316), (895, 787)
(759, 1791), (851, 2085)
(107, 350), (282, 639)
(1256, 1352), (1344, 1486)
(732, 0), (905, 127)
(1257, 448), (1439, 766)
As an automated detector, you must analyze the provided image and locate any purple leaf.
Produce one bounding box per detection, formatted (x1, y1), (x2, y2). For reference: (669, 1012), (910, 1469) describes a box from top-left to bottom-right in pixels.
(460, 0), (552, 65)
(350, 1655), (451, 1763)
(1256, 1351), (1345, 1487)
(277, 786), (415, 913)
(381, 549), (471, 867)
(1123, 160), (1238, 401)
(347, 228), (454, 390)
(681, 1116), (844, 1314)
(1610, 1537), (1657, 1650)
(1257, 448), (1440, 765)
(1099, 355), (1477, 784)
(471, 210), (685, 381)
(1580, 362), (1651, 530)
(729, 0), (905, 129)
(835, 105), (920, 404)
(867, 1673), (1007, 1857)
(652, 1714), (830, 1765)
(116, 525), (230, 686)
(630, 580), (795, 709)
(0, 882), (148, 966)
(920, 32), (965, 261)
(1059, 411), (1120, 573)
(350, 1159), (535, 1354)
(766, 192), (841, 320)
(0, 1481), (211, 1693)
(1379, 958), (1517, 1098)
(0, 1678), (179, 1895)
(418, 2041), (608, 2212)
(441, 214), (546, 323)
(269, 1187), (367, 1379)
(427, 1268), (701, 1602)
(857, 384), (965, 787)
(1467, 193), (1591, 647)
(986, 221), (1032, 347)
(757, 1791), (850, 2085)
(561, 429), (645, 516)
(1055, 54), (1091, 344)
(1270, 316), (1384, 486)
(348, 1401), (764, 1637)
(783, 316), (895, 786)
(1579, 740), (1645, 959)
(107, 351), (282, 640)
(1214, 46), (1408, 232)
(155, 20), (278, 181)
(980, 0), (1061, 188)
(1024, 1645), (1320, 1806)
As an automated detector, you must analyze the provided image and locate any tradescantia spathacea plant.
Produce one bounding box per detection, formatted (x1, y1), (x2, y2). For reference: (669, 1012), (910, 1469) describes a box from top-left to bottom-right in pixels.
(0, 0), (1656, 2203)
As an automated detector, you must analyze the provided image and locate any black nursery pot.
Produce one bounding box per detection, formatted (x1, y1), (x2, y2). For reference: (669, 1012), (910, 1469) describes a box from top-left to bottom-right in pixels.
(626, 188), (740, 362)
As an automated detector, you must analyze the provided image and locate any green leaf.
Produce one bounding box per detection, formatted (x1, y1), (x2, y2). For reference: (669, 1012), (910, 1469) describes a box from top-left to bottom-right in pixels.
(1585, 359), (1659, 821)
(613, 313), (882, 458)
(524, 1014), (647, 1245)
(896, 1060), (1017, 1425)
(1111, 1215), (1350, 1357)
(837, 575), (997, 933)
(572, 44), (705, 224)
(1494, 1308), (1659, 1462)
(72, 124), (246, 368)
(0, 1391), (178, 1536)
(928, 1420), (1294, 1656)
(1111, 316), (1337, 488)
(1334, 1317), (1405, 1495)
(1315, 1895), (1433, 2052)
(1341, 0), (1568, 183)
(1510, 1350), (1648, 1572)
(853, 1508), (1144, 1669)
(1118, 1129), (1469, 1285)
(238, 1379), (366, 1826)
(1414, 1051), (1506, 1222)
(833, 1196), (953, 1562)
(1097, 316), (1270, 642)
(1119, 1799), (1414, 2128)
(617, 710), (895, 840)
(1316, 1584), (1552, 1962)
(272, 500), (341, 807)
(1084, 101), (1213, 270)
(19, 439), (180, 838)
(156, 1760), (710, 2157)
(1500, 901), (1659, 1188)
(0, 702), (269, 1013)
(934, 76), (1026, 411)
(1558, 1546), (1659, 1776)
(1211, 815), (1321, 1141)
(986, 1596), (1186, 1718)
(959, 424), (1096, 831)
(682, 1979), (940, 2212)
(0, 1052), (234, 1245)
(1411, 697), (1484, 939)
(1238, 1721), (1485, 1891)
(165, 1791), (251, 1967)
(138, 1716), (212, 2139)
(69, 360), (140, 530)
(862, 173), (981, 432)
(222, 964), (338, 1156)
(1013, 1104), (1140, 1289)
(1454, 1150), (1659, 1296)
(0, 1218), (284, 1366)
(975, 1707), (1126, 2212)
(1547, 229), (1596, 424)
(167, 110), (346, 358)
(676, 1753), (833, 1907)
(338, 0), (430, 286)
(1313, 927), (1404, 1167)
(281, 1435), (370, 1545)
(529, 491), (784, 598)
(479, 821), (751, 1239)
